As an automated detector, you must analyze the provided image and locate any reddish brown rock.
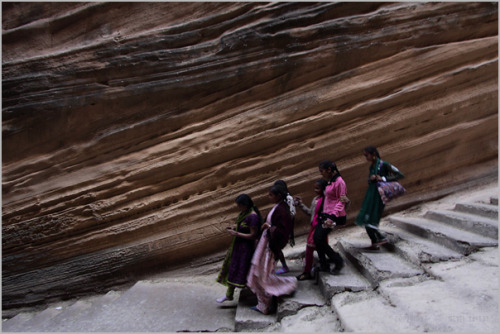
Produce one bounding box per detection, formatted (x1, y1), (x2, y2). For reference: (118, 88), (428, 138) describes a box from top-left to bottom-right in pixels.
(2, 2), (497, 310)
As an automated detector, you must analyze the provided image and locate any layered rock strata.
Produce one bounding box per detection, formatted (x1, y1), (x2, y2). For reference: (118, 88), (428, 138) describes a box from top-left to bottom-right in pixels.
(2, 2), (498, 309)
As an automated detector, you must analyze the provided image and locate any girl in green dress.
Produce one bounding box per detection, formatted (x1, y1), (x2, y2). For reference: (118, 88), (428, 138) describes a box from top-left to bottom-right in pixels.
(355, 146), (404, 250)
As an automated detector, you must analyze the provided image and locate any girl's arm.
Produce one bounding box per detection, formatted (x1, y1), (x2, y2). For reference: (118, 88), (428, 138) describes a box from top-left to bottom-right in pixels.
(380, 162), (405, 182)
(330, 181), (347, 217)
(295, 196), (313, 216)
(228, 226), (258, 240)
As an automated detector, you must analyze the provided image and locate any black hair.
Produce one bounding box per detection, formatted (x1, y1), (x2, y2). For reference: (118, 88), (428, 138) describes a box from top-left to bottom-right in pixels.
(269, 185), (289, 210)
(270, 185), (287, 199)
(364, 146), (381, 158)
(318, 160), (341, 176)
(274, 179), (290, 194)
(235, 193), (262, 225)
(315, 178), (328, 196)
(269, 185), (291, 218)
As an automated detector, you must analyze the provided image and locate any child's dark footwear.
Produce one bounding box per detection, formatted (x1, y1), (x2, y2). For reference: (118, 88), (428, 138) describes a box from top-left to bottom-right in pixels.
(330, 261), (344, 275)
(373, 239), (388, 247)
(296, 272), (313, 281)
(312, 266), (320, 285)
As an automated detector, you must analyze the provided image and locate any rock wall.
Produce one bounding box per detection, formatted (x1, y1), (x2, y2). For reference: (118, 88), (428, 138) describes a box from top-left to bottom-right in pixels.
(2, 2), (498, 309)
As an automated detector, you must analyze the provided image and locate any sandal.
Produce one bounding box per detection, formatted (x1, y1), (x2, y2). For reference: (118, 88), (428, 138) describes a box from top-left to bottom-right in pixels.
(296, 272), (313, 281)
(216, 296), (233, 303)
(250, 305), (268, 315)
(275, 267), (289, 275)
(373, 239), (388, 247)
(361, 245), (380, 251)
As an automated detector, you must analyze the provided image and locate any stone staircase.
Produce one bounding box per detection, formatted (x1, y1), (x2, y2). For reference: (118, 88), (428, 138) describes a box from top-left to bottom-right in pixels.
(2, 190), (498, 332)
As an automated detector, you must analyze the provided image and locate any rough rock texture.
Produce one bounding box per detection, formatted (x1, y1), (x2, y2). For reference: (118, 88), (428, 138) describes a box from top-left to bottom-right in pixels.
(2, 2), (498, 309)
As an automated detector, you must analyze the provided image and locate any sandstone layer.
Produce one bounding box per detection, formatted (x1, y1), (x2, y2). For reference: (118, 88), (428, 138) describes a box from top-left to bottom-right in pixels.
(2, 2), (498, 309)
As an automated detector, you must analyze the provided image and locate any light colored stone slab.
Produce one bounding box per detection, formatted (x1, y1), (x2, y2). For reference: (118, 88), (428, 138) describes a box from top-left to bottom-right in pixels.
(46, 291), (122, 332)
(425, 209), (498, 238)
(383, 225), (464, 264)
(273, 306), (342, 332)
(83, 280), (236, 332)
(455, 202), (498, 219)
(278, 278), (326, 321)
(14, 302), (73, 332)
(235, 288), (277, 332)
(339, 239), (424, 286)
(379, 262), (499, 333)
(319, 260), (371, 300)
(331, 290), (425, 332)
(362, 250), (424, 277)
(1, 312), (36, 332)
(390, 216), (498, 253)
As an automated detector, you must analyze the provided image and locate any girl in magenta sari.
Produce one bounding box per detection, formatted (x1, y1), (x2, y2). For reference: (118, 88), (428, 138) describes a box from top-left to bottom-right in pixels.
(246, 185), (298, 314)
(294, 178), (328, 280)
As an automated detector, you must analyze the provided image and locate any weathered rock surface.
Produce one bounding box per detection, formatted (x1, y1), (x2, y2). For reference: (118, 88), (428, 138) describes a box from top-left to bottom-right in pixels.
(2, 2), (498, 309)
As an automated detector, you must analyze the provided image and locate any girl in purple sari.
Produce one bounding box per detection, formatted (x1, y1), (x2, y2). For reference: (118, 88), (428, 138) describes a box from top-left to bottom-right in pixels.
(216, 194), (262, 303)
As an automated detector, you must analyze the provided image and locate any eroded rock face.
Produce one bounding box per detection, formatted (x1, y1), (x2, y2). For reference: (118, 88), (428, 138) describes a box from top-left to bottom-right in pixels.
(2, 2), (498, 309)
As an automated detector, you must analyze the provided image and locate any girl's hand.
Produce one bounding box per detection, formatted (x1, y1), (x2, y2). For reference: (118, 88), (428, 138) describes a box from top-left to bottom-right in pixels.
(322, 218), (336, 228)
(227, 229), (237, 236)
(340, 195), (350, 203)
(261, 222), (271, 231)
(294, 196), (302, 206)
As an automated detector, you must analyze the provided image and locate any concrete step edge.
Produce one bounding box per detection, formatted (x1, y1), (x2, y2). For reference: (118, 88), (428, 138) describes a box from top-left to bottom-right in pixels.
(382, 225), (464, 267)
(337, 238), (424, 288)
(454, 202), (498, 219)
(331, 290), (427, 332)
(389, 216), (497, 255)
(317, 257), (372, 302)
(423, 209), (498, 238)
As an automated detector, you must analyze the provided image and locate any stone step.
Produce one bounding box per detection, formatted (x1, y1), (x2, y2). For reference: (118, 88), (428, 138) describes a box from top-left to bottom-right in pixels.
(235, 288), (278, 332)
(424, 209), (498, 238)
(377, 254), (499, 333)
(39, 299), (97, 332)
(234, 258), (326, 331)
(331, 290), (425, 332)
(454, 202), (498, 219)
(234, 257), (370, 331)
(278, 276), (326, 320)
(1, 290), (125, 332)
(390, 216), (498, 255)
(337, 239), (424, 288)
(317, 258), (371, 301)
(1, 312), (36, 332)
(77, 280), (235, 332)
(5, 303), (67, 332)
(332, 246), (499, 333)
(382, 225), (464, 266)
(40, 290), (123, 332)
